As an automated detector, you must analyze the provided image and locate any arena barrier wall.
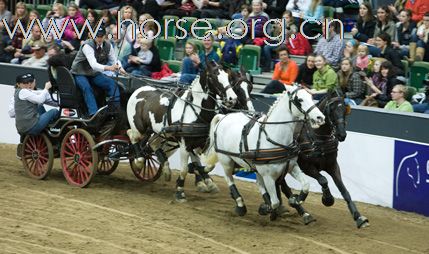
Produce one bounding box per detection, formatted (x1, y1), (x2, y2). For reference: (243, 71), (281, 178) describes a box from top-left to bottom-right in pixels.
(1, 65), (428, 217)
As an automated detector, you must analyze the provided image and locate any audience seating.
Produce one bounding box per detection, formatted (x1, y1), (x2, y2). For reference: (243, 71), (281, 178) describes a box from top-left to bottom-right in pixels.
(234, 45), (261, 75)
(409, 61), (429, 89)
(155, 37), (176, 61)
(165, 60), (182, 73)
(162, 15), (179, 38)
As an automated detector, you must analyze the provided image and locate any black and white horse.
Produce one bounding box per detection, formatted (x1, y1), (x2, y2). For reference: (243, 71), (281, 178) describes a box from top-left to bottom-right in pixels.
(126, 61), (238, 201)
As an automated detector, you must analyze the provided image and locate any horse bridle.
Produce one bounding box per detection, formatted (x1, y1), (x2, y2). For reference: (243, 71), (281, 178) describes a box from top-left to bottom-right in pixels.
(288, 87), (318, 116)
(205, 64), (234, 102)
(232, 77), (253, 106)
(322, 96), (346, 126)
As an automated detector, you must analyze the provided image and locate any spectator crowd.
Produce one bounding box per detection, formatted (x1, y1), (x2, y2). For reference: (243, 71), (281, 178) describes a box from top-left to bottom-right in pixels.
(0, 0), (428, 114)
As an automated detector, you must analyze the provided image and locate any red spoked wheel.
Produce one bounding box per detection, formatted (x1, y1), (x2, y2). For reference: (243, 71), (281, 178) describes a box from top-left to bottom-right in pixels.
(21, 134), (54, 180)
(60, 128), (98, 188)
(97, 144), (119, 175)
(130, 151), (163, 182)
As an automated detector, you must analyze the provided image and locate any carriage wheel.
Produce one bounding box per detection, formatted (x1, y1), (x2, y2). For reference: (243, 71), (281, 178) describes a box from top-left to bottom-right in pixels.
(21, 134), (54, 180)
(129, 153), (163, 182)
(97, 144), (119, 175)
(60, 128), (98, 188)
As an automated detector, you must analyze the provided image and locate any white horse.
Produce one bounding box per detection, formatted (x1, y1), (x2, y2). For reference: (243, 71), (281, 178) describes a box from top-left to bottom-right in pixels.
(203, 85), (325, 219)
(127, 61), (238, 202)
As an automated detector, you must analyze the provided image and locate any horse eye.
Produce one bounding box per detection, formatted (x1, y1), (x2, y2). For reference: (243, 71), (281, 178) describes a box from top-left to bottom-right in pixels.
(298, 98), (303, 103)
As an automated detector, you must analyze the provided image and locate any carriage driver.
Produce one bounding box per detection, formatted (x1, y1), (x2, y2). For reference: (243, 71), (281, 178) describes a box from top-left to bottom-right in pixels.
(71, 26), (126, 117)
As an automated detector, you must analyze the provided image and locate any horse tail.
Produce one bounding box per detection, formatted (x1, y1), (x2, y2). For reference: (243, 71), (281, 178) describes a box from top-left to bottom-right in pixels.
(202, 114), (224, 167)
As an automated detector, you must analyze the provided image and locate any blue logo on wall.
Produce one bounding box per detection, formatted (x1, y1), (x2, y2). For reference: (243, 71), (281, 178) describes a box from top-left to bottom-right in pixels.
(393, 140), (429, 216)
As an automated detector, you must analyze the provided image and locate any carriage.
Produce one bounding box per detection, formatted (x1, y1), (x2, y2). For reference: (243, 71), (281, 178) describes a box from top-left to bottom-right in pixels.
(19, 66), (179, 187)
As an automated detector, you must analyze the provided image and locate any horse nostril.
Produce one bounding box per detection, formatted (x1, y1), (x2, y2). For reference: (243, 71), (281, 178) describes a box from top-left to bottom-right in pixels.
(317, 116), (324, 122)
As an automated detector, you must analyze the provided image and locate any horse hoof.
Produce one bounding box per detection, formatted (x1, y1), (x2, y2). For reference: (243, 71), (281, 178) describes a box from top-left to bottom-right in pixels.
(175, 191), (187, 203)
(357, 216), (370, 228)
(206, 181), (219, 193)
(288, 194), (300, 208)
(235, 205), (247, 216)
(270, 209), (279, 221)
(196, 181), (209, 193)
(277, 205), (289, 216)
(322, 196), (335, 207)
(258, 203), (270, 216)
(303, 213), (316, 225)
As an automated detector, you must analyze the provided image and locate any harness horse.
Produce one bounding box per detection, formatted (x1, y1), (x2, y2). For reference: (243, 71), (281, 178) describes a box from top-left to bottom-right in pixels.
(275, 89), (370, 228)
(126, 61), (241, 202)
(203, 85), (326, 220)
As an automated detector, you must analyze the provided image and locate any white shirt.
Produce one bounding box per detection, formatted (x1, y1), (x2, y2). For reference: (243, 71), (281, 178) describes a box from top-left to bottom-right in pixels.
(81, 42), (121, 73)
(8, 89), (58, 118)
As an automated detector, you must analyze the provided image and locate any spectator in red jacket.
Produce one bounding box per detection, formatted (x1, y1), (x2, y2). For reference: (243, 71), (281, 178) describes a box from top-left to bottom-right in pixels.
(405, 0), (428, 23)
(63, 2), (85, 42)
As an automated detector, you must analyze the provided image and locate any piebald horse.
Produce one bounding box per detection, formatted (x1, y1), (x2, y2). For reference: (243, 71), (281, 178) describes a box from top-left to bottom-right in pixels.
(204, 85), (325, 219)
(127, 61), (238, 201)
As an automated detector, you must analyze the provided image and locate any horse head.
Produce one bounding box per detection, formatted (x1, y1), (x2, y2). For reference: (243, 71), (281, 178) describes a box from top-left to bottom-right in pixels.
(203, 60), (238, 107)
(286, 85), (325, 128)
(318, 89), (349, 142)
(227, 67), (254, 111)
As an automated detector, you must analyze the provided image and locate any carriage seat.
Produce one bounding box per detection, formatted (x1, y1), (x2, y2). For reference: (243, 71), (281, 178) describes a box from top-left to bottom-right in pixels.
(49, 66), (106, 118)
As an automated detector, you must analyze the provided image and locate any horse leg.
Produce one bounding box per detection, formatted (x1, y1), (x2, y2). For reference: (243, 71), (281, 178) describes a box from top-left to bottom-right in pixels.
(150, 136), (172, 182)
(175, 144), (190, 202)
(189, 153), (209, 193)
(256, 173), (271, 216)
(279, 179), (316, 225)
(306, 167), (335, 207)
(328, 162), (369, 228)
(127, 129), (145, 168)
(289, 162), (310, 203)
(261, 173), (282, 221)
(222, 158), (246, 216)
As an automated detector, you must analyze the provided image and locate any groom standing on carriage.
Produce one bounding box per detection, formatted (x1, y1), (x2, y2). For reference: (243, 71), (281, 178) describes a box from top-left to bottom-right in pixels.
(71, 26), (126, 119)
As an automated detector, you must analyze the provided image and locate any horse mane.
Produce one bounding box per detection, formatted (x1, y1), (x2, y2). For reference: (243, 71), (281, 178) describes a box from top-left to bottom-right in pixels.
(267, 89), (288, 117)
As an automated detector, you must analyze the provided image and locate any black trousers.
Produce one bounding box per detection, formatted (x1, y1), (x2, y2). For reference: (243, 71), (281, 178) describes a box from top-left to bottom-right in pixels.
(260, 80), (286, 94)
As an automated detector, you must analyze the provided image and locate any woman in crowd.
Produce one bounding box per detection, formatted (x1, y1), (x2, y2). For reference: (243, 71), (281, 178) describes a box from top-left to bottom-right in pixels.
(42, 3), (66, 39)
(337, 58), (365, 105)
(373, 6), (396, 41)
(363, 60), (396, 108)
(384, 84), (413, 112)
(351, 2), (376, 43)
(9, 2), (29, 50)
(261, 47), (298, 94)
(375, 33), (404, 76)
(118, 5), (137, 66)
(392, 9), (417, 59)
(179, 41), (200, 85)
(296, 54), (316, 88)
(307, 54), (338, 100)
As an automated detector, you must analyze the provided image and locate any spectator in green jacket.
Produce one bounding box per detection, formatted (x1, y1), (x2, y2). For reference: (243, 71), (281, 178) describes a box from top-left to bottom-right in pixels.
(384, 84), (413, 112)
(307, 55), (338, 100)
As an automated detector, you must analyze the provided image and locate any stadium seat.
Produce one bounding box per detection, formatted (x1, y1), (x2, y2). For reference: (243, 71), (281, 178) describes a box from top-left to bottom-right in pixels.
(36, 5), (51, 19)
(162, 15), (179, 38)
(206, 18), (223, 30)
(155, 37), (176, 61)
(409, 61), (429, 89)
(401, 60), (409, 77)
(405, 86), (417, 101)
(25, 3), (34, 13)
(165, 60), (182, 73)
(185, 38), (204, 53)
(235, 44), (261, 75)
(180, 17), (197, 38)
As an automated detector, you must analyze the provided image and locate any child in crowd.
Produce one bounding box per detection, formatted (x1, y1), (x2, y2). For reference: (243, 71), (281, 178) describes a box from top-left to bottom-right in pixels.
(355, 44), (371, 72)
(125, 36), (154, 77)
